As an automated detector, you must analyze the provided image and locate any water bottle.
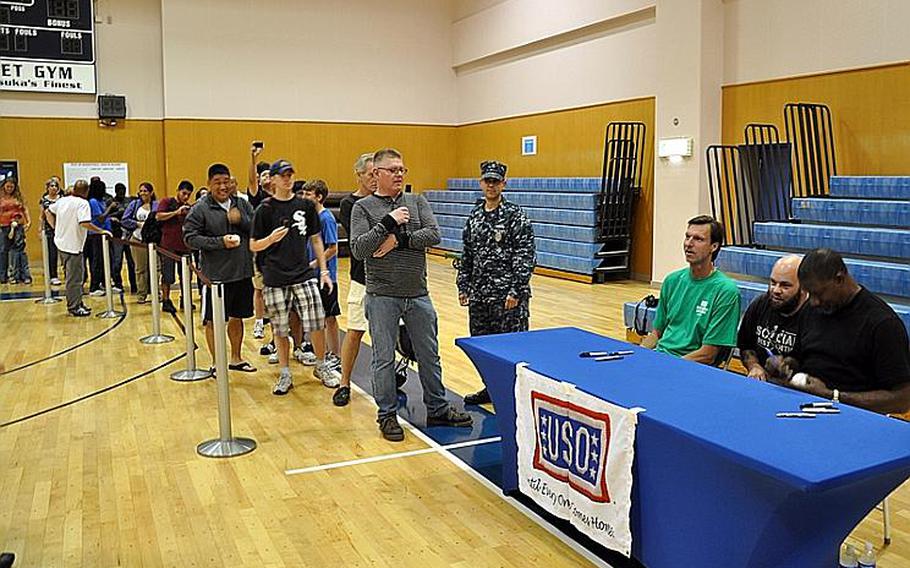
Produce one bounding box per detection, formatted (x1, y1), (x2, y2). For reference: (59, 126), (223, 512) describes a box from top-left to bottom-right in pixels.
(839, 544), (858, 568)
(857, 541), (876, 568)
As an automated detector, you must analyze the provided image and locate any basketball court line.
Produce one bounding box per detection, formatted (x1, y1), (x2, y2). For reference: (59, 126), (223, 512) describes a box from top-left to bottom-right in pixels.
(0, 294), (128, 376)
(285, 436), (501, 475)
(337, 378), (614, 568)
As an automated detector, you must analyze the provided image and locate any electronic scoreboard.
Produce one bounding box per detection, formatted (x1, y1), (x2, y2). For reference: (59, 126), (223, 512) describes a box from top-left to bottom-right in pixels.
(0, 0), (96, 94)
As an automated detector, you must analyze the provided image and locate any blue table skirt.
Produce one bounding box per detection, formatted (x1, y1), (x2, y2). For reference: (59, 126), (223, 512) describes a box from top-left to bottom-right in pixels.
(457, 327), (910, 568)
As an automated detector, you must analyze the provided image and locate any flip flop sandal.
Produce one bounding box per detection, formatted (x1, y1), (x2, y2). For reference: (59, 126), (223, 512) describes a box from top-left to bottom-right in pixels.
(228, 361), (257, 372)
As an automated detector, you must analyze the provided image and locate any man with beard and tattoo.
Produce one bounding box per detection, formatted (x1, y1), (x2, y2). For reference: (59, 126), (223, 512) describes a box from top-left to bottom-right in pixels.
(767, 248), (910, 414)
(736, 255), (808, 381)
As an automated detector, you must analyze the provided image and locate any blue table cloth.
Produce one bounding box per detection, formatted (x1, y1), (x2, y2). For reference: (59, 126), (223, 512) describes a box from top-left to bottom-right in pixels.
(456, 327), (910, 568)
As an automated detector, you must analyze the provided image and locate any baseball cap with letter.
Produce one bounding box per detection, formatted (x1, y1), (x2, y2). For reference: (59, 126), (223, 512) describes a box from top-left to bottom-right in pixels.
(270, 159), (295, 176)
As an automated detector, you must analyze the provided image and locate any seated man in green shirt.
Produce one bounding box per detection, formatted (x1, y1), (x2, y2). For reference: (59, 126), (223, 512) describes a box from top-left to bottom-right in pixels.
(643, 215), (740, 365)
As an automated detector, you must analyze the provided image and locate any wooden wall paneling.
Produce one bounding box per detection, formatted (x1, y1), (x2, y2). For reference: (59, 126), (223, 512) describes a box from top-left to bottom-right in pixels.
(454, 97), (656, 279)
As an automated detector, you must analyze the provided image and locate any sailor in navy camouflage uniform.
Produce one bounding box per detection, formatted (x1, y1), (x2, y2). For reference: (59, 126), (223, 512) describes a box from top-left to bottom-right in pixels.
(458, 160), (536, 405)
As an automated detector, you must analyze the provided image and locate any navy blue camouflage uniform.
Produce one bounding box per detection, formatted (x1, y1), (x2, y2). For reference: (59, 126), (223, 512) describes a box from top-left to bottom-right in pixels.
(456, 198), (536, 336)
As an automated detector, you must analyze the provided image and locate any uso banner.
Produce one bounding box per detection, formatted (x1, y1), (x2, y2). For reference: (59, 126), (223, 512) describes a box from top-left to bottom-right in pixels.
(515, 363), (641, 556)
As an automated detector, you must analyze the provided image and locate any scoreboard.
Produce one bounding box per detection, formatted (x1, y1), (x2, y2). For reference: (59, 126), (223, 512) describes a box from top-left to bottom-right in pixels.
(0, 0), (96, 94)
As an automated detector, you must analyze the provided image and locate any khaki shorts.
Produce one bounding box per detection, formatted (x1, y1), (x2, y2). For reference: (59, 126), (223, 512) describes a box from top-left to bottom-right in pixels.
(346, 280), (368, 331)
(252, 264), (264, 290)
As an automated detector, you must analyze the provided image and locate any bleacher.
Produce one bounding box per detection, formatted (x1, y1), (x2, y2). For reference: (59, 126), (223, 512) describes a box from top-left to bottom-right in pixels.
(624, 175), (910, 336)
(426, 177), (606, 276)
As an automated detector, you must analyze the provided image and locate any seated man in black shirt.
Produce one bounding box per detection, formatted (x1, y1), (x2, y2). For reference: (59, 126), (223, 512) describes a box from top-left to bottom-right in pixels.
(769, 249), (910, 414)
(737, 255), (808, 380)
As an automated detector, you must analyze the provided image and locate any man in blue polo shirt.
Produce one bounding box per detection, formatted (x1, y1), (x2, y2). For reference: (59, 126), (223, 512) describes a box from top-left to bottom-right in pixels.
(643, 215), (740, 365)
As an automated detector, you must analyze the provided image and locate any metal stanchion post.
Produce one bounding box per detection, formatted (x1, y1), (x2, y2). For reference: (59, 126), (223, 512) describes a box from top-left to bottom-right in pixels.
(141, 243), (174, 344)
(36, 229), (61, 305)
(197, 282), (256, 458)
(96, 234), (124, 318)
(170, 255), (211, 381)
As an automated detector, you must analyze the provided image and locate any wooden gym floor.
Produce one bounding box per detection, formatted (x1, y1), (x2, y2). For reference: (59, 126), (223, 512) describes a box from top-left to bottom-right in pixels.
(0, 256), (908, 567)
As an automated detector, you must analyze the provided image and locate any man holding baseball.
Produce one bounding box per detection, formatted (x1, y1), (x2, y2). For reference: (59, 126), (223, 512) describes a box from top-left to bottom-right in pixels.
(184, 163), (257, 373)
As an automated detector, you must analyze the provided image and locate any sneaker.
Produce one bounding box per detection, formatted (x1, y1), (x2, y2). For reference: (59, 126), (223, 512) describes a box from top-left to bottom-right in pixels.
(23, 278), (33, 285)
(69, 306), (92, 317)
(50, 278), (62, 286)
(378, 415), (405, 442)
(326, 352), (342, 372)
(427, 407), (473, 428)
(272, 372), (293, 395)
(111, 286), (123, 293)
(161, 299), (177, 314)
(137, 295), (148, 304)
(294, 346), (317, 366)
(252, 318), (265, 339)
(314, 362), (341, 388)
(333, 385), (351, 407)
(260, 341), (276, 356)
(89, 289), (105, 297)
(268, 352), (279, 365)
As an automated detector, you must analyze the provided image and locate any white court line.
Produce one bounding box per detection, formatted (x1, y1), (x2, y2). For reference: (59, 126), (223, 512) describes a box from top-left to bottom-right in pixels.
(327, 380), (614, 568)
(285, 436), (501, 475)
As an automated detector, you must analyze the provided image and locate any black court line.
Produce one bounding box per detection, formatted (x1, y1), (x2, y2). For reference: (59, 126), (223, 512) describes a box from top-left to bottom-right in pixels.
(0, 353), (184, 428)
(0, 294), (129, 377)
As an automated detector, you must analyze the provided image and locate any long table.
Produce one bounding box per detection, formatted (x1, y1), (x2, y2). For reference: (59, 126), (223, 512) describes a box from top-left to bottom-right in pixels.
(456, 327), (910, 568)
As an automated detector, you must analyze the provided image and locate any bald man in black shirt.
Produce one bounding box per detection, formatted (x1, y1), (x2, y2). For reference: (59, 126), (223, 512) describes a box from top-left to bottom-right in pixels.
(768, 249), (910, 414)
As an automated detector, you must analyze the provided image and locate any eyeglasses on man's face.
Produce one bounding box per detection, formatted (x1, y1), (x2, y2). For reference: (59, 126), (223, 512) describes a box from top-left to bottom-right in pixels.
(376, 166), (408, 176)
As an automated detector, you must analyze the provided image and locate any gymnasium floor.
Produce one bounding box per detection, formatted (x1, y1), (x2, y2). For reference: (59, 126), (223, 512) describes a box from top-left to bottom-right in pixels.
(1, 256), (907, 567)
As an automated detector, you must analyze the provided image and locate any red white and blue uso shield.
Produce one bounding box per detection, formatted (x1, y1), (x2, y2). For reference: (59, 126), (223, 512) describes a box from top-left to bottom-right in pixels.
(515, 363), (641, 557)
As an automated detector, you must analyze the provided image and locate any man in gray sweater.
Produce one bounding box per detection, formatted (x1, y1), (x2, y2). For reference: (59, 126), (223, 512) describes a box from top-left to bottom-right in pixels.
(184, 163), (257, 373)
(350, 148), (473, 441)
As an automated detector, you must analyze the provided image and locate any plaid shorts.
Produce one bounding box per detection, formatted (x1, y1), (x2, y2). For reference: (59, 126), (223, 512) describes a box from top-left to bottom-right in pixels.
(264, 279), (325, 337)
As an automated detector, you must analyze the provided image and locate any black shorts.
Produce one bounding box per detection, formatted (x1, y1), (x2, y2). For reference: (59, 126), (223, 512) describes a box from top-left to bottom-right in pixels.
(160, 256), (182, 286)
(202, 278), (255, 324)
(320, 282), (341, 318)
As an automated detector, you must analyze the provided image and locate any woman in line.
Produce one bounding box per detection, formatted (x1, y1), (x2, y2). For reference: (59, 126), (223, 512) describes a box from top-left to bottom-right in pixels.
(39, 176), (64, 285)
(86, 179), (114, 295)
(0, 177), (32, 285)
(121, 182), (157, 303)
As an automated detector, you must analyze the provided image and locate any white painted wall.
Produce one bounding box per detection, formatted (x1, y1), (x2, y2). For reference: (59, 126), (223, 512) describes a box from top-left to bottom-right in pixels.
(3, 0), (165, 119)
(159, 0), (457, 124)
(723, 0), (910, 84)
(453, 0), (658, 124)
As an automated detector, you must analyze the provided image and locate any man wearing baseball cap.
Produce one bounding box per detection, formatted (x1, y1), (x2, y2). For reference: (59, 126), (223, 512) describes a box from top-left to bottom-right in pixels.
(458, 160), (536, 405)
(250, 159), (341, 395)
(184, 163), (257, 372)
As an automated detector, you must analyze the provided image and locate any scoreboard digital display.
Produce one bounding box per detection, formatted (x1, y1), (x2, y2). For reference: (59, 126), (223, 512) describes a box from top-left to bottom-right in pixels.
(0, 0), (96, 94)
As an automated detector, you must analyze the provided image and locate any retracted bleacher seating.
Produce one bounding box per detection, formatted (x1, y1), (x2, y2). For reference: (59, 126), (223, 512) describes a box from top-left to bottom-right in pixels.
(426, 177), (605, 276)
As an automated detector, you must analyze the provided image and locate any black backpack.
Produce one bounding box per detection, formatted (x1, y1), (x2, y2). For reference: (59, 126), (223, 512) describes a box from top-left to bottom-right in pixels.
(140, 211), (162, 244)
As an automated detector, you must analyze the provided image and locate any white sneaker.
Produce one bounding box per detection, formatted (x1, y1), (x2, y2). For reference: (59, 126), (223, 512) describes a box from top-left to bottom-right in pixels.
(314, 362), (341, 388)
(111, 286), (123, 293)
(294, 346), (317, 366)
(273, 372), (293, 395)
(268, 352), (279, 364)
(326, 352), (342, 372)
(253, 319), (265, 339)
(50, 278), (62, 286)
(89, 289), (105, 297)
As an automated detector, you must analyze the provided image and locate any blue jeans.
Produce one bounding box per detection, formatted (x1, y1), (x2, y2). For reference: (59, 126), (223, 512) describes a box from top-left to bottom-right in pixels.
(365, 293), (450, 420)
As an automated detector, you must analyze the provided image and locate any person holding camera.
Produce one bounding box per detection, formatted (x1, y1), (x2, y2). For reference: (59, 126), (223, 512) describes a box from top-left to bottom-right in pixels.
(157, 180), (194, 313)
(184, 164), (257, 373)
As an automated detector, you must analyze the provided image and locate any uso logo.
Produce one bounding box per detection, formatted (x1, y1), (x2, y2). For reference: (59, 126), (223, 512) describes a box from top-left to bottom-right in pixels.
(531, 391), (611, 503)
